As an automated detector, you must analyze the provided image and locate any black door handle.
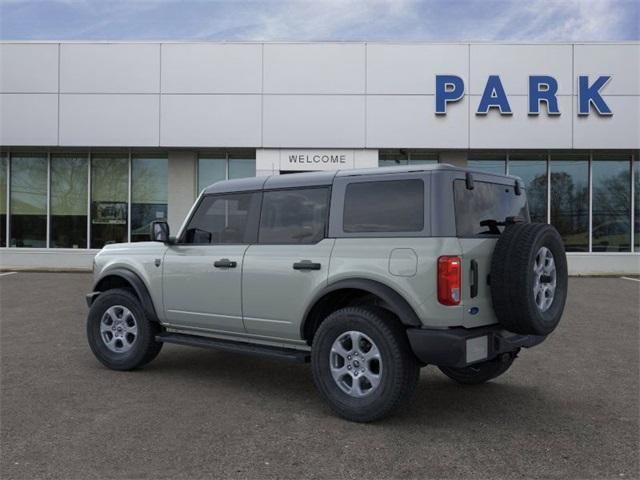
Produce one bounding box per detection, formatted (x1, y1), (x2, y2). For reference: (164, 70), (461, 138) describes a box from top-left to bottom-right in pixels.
(214, 258), (237, 268)
(470, 259), (478, 298)
(293, 260), (321, 271)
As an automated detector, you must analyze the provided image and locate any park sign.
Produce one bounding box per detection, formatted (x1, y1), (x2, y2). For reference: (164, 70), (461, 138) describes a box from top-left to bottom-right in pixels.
(435, 75), (613, 116)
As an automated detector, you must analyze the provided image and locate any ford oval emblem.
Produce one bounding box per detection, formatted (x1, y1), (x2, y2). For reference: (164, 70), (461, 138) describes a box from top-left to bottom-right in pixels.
(469, 307), (479, 315)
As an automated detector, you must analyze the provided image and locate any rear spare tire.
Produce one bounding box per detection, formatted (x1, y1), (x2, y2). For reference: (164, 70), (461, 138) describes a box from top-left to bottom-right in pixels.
(490, 223), (568, 336)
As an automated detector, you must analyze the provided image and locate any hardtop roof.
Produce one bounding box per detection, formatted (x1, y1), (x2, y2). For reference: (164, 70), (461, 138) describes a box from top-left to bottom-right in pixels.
(201, 163), (520, 195)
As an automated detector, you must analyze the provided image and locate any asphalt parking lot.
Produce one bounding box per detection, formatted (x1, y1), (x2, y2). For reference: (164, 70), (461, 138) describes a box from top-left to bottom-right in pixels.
(0, 273), (638, 479)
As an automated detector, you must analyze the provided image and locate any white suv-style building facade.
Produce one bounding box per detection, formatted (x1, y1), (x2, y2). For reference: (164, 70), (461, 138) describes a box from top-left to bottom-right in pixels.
(0, 41), (638, 274)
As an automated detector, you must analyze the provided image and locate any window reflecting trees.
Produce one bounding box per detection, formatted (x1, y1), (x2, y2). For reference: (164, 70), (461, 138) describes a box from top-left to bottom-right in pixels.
(509, 153), (548, 224)
(50, 155), (88, 248)
(91, 155), (128, 248)
(592, 154), (631, 252)
(131, 155), (168, 242)
(10, 155), (47, 247)
(550, 155), (589, 252)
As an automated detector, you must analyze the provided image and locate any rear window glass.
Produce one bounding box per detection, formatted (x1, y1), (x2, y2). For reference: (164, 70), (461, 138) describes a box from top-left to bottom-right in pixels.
(343, 179), (424, 233)
(454, 180), (529, 236)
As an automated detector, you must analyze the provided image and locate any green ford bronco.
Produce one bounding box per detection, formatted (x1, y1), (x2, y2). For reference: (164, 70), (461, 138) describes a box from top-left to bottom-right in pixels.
(86, 164), (567, 422)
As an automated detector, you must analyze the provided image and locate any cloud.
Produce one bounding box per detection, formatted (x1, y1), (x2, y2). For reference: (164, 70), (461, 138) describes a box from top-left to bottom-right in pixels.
(0, 0), (637, 41)
(486, 0), (637, 41)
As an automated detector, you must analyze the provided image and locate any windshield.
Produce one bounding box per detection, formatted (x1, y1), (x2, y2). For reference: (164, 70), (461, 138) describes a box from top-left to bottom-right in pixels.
(454, 179), (529, 236)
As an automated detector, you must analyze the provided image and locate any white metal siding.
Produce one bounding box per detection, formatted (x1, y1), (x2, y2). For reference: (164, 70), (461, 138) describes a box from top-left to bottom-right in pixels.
(0, 41), (638, 149)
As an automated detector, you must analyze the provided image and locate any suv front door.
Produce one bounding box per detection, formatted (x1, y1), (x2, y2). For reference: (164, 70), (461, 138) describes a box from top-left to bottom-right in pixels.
(162, 192), (261, 334)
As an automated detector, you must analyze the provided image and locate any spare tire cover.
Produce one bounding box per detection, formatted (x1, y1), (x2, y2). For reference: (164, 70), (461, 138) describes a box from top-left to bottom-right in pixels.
(490, 223), (568, 336)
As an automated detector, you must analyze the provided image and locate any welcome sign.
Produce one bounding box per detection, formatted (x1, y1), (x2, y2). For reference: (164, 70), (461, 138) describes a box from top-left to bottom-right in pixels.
(280, 150), (356, 171)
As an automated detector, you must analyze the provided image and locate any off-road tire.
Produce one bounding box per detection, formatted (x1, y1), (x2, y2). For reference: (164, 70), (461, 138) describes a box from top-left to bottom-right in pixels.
(491, 223), (568, 335)
(311, 306), (420, 422)
(438, 352), (517, 385)
(87, 288), (163, 371)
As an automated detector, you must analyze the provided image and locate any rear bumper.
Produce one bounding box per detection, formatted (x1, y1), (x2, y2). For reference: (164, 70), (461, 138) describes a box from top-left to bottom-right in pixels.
(406, 325), (546, 368)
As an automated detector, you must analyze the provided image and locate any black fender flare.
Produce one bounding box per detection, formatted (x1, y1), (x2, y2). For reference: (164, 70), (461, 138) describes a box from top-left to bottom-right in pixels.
(301, 278), (422, 339)
(90, 268), (159, 322)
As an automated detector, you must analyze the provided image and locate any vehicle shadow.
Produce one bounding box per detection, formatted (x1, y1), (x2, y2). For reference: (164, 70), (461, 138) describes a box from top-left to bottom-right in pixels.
(136, 345), (572, 429)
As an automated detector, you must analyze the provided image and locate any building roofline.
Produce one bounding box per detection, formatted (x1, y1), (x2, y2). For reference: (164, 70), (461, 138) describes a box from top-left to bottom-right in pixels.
(1, 40), (639, 46)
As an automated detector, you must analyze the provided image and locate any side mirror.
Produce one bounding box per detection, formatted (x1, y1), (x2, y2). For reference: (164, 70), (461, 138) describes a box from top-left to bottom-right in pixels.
(151, 221), (170, 243)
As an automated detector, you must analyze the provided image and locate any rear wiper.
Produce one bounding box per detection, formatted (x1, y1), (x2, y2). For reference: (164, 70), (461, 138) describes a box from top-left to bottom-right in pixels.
(479, 216), (525, 235)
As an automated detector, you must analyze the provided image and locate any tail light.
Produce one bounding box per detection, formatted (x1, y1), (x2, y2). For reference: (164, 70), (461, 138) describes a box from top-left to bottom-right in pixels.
(438, 256), (461, 306)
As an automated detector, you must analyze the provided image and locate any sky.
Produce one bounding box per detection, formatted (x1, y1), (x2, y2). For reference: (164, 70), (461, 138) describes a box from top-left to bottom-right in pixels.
(0, 0), (638, 42)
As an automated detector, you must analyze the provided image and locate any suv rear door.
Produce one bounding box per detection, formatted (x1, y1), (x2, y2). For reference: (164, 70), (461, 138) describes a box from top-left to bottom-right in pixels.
(453, 177), (529, 326)
(162, 192), (261, 334)
(242, 186), (334, 341)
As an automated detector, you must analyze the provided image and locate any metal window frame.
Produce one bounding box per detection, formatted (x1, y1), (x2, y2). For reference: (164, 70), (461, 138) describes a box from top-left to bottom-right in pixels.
(587, 150), (593, 253)
(46, 151), (51, 248)
(127, 150), (132, 243)
(87, 151), (92, 249)
(546, 151), (551, 224)
(4, 149), (10, 247)
(631, 151), (636, 253)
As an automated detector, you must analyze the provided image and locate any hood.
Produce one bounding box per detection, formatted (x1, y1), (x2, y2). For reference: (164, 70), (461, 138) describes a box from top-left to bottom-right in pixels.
(97, 241), (167, 255)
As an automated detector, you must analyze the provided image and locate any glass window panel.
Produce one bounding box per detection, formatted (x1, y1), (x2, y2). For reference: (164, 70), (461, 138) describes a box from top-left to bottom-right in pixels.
(50, 154), (88, 248)
(454, 180), (529, 237)
(198, 156), (226, 193)
(10, 154), (47, 247)
(131, 156), (168, 243)
(344, 180), (424, 233)
(91, 155), (128, 248)
(635, 155), (639, 251)
(183, 192), (260, 244)
(408, 152), (438, 165)
(509, 153), (548, 224)
(379, 150), (408, 168)
(0, 154), (6, 247)
(550, 154), (589, 252)
(228, 152), (256, 180)
(259, 188), (330, 244)
(468, 152), (507, 174)
(592, 154), (632, 252)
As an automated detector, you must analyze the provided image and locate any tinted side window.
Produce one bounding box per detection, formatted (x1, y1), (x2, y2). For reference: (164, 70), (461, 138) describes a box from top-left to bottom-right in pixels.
(343, 180), (424, 233)
(454, 180), (529, 237)
(182, 192), (260, 244)
(259, 188), (329, 244)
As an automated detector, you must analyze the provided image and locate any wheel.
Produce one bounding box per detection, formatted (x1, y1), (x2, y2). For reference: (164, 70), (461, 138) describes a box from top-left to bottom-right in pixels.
(87, 288), (163, 371)
(438, 352), (517, 385)
(490, 223), (568, 335)
(311, 306), (420, 422)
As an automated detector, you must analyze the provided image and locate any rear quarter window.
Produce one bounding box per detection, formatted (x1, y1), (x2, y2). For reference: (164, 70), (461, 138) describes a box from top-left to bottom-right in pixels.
(454, 179), (530, 236)
(343, 179), (424, 233)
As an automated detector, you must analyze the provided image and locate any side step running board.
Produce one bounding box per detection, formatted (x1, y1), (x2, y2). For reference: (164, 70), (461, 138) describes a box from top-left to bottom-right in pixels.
(156, 332), (311, 363)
